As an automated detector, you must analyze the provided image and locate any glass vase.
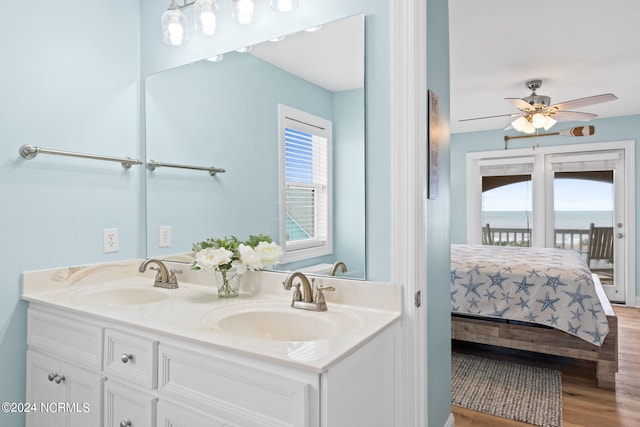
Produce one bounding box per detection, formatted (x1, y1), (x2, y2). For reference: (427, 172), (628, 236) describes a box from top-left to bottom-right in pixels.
(215, 268), (241, 298)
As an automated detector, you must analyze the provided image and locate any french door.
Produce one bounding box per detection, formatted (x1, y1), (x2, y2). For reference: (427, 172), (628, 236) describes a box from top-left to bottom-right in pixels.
(468, 141), (634, 305)
(546, 150), (626, 303)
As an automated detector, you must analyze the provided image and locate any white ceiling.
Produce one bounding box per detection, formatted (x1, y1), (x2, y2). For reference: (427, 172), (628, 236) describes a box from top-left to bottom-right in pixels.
(449, 0), (640, 134)
(250, 14), (364, 93)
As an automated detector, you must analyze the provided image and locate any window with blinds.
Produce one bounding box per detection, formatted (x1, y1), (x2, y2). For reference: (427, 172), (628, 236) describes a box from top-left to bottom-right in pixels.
(278, 105), (332, 262)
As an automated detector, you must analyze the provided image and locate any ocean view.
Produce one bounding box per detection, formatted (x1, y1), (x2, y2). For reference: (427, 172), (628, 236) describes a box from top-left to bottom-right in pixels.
(482, 210), (614, 230)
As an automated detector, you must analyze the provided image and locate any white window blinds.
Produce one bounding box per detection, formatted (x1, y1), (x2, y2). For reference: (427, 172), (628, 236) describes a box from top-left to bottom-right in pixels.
(284, 123), (328, 245)
(278, 104), (332, 262)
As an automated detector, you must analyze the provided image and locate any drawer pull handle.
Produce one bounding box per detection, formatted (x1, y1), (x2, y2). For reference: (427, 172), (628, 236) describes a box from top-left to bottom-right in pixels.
(120, 353), (134, 363)
(120, 420), (132, 427)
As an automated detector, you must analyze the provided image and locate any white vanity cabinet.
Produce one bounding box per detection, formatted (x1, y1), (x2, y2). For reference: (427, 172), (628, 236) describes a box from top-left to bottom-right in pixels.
(26, 303), (400, 427)
(26, 307), (105, 427)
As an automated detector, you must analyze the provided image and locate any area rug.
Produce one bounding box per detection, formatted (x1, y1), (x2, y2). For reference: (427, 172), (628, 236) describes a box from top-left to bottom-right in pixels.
(451, 352), (563, 427)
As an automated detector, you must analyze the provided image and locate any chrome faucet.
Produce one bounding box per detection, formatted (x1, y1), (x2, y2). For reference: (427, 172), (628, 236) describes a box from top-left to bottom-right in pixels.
(329, 261), (348, 276)
(138, 259), (181, 289)
(282, 271), (334, 311)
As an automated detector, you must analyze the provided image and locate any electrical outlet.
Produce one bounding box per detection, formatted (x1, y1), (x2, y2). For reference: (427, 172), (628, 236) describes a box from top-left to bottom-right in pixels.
(159, 225), (172, 248)
(103, 228), (119, 253)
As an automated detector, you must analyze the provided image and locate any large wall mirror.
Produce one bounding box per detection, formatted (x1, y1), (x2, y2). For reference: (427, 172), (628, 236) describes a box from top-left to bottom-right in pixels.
(145, 14), (366, 279)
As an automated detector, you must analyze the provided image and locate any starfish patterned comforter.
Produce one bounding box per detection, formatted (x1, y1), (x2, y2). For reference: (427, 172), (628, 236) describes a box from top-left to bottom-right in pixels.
(450, 244), (609, 346)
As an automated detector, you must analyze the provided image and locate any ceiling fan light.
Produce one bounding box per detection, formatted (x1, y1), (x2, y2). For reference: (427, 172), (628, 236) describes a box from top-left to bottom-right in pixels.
(511, 116), (529, 132)
(532, 112), (547, 128)
(521, 120), (536, 134)
(542, 116), (557, 131)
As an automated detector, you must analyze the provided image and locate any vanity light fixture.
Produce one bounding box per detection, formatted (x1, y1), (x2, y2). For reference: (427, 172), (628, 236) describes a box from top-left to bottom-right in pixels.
(161, 0), (218, 46)
(162, 0), (300, 46)
(231, 0), (257, 25)
(270, 0), (299, 13)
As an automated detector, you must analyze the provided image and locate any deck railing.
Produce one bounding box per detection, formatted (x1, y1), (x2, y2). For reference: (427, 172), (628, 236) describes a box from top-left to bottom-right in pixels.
(483, 226), (591, 254)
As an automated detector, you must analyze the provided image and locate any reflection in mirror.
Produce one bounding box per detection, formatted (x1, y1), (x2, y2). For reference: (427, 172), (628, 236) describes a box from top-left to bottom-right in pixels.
(145, 14), (365, 279)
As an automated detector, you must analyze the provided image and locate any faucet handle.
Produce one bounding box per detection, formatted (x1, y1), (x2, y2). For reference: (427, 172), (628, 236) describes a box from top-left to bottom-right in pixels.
(148, 266), (162, 280)
(292, 283), (303, 302)
(168, 268), (182, 285)
(315, 285), (335, 307)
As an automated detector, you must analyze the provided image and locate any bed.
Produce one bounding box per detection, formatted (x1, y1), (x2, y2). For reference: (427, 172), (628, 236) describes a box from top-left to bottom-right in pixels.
(450, 244), (618, 389)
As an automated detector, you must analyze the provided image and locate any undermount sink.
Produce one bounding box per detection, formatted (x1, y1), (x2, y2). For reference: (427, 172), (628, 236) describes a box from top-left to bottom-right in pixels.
(202, 301), (364, 342)
(75, 288), (169, 306)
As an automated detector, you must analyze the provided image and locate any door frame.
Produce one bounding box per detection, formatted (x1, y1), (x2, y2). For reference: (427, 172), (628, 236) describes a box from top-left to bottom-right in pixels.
(466, 140), (636, 306)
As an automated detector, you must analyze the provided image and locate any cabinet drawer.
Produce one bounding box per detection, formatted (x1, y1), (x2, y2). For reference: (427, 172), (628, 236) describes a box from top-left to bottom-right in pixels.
(28, 307), (103, 371)
(158, 344), (311, 427)
(104, 379), (157, 427)
(104, 328), (158, 389)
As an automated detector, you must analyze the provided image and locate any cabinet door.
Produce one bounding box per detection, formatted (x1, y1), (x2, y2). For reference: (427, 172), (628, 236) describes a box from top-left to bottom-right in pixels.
(104, 379), (157, 427)
(26, 350), (64, 427)
(63, 361), (105, 427)
(26, 350), (105, 427)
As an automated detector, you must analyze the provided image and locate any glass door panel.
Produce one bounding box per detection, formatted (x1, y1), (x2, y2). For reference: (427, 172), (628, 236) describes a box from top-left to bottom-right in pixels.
(481, 175), (532, 246)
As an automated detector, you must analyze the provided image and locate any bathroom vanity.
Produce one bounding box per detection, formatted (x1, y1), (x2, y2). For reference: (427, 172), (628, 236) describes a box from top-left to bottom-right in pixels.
(21, 260), (402, 427)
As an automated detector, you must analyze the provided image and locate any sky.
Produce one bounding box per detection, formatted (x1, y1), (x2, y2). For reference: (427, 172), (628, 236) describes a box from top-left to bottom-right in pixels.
(483, 179), (614, 211)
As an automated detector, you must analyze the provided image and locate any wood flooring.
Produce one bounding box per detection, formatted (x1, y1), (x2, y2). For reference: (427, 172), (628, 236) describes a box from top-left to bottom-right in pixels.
(451, 306), (640, 427)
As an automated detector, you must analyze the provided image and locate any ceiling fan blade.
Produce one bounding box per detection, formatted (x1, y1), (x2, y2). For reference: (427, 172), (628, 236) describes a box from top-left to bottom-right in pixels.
(459, 112), (522, 122)
(549, 93), (617, 111)
(552, 110), (597, 121)
(505, 97), (532, 111)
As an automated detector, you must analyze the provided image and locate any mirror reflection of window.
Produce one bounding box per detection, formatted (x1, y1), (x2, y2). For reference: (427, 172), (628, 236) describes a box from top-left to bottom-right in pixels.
(279, 104), (332, 263)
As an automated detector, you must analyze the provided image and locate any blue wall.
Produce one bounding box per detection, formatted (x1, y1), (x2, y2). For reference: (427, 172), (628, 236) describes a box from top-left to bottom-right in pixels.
(333, 88), (367, 278)
(451, 114), (640, 302)
(0, 1), (462, 426)
(427, 0), (452, 425)
(0, 0), (141, 425)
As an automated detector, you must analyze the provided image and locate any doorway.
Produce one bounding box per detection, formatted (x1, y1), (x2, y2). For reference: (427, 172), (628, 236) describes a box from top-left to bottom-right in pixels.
(467, 141), (635, 305)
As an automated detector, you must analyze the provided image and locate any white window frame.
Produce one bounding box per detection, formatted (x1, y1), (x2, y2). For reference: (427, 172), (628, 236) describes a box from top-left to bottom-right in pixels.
(277, 104), (333, 263)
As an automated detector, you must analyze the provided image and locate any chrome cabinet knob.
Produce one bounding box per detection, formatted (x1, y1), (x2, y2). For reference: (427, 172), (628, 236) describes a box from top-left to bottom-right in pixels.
(48, 373), (56, 382)
(120, 420), (132, 427)
(616, 233), (624, 239)
(54, 375), (65, 384)
(120, 353), (133, 363)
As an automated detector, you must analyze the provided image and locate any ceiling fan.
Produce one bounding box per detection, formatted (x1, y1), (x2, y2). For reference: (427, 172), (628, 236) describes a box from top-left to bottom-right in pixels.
(460, 80), (617, 134)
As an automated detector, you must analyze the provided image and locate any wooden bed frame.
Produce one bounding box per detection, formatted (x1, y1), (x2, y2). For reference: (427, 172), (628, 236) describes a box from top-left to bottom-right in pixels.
(451, 274), (618, 389)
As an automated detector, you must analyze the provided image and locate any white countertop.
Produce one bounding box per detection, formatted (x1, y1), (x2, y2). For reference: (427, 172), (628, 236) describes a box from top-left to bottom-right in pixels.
(21, 260), (402, 373)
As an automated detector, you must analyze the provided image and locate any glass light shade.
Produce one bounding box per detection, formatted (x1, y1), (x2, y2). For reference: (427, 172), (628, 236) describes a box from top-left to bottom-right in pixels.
(522, 120), (535, 134)
(270, 0), (299, 12)
(194, 0), (217, 36)
(161, 7), (188, 46)
(542, 116), (557, 131)
(511, 116), (529, 132)
(232, 0), (257, 25)
(531, 113), (547, 128)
